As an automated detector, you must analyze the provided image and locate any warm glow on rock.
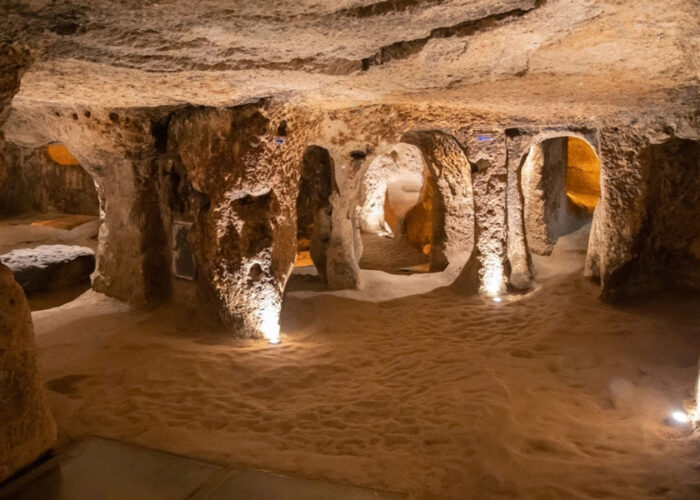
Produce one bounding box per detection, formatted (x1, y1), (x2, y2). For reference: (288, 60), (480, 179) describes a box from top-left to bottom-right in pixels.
(295, 250), (313, 268)
(30, 214), (97, 230)
(47, 144), (80, 165)
(259, 299), (281, 345)
(404, 173), (434, 252)
(482, 256), (504, 297)
(566, 138), (600, 213)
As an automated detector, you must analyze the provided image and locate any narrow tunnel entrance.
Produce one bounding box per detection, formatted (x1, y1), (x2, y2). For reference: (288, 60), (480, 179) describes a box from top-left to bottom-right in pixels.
(0, 141), (100, 309)
(521, 136), (601, 278)
(286, 145), (337, 292)
(358, 143), (435, 275)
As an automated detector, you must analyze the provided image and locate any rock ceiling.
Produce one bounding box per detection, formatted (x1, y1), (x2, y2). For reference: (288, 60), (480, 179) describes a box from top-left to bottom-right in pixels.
(1, 0), (699, 119)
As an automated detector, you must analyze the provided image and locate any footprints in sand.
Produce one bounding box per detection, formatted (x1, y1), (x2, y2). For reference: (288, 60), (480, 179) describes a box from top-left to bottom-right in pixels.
(33, 262), (700, 500)
(509, 348), (535, 359)
(46, 374), (91, 398)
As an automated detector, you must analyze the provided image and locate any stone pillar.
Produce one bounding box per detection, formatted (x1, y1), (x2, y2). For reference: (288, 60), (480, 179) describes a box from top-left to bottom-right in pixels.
(504, 128), (534, 291)
(0, 41), (56, 484)
(165, 102), (308, 338)
(0, 265), (57, 483)
(4, 106), (172, 307)
(323, 145), (364, 290)
(586, 127), (648, 299)
(440, 129), (507, 296)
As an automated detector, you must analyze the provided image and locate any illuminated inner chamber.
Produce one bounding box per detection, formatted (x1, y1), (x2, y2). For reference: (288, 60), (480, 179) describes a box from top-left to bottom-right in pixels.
(358, 145), (435, 274)
(295, 146), (336, 278)
(566, 137), (600, 214)
(402, 169), (434, 256)
(522, 136), (601, 257)
(46, 144), (80, 166)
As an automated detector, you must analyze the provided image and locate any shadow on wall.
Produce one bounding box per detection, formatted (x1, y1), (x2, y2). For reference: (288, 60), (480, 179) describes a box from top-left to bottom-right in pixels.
(605, 137), (700, 297)
(295, 145), (337, 282)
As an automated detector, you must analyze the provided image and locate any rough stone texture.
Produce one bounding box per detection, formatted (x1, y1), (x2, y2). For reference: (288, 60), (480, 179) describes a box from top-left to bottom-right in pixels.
(0, 41), (56, 485)
(588, 133), (700, 299)
(358, 143), (424, 234)
(457, 129), (507, 295)
(0, 139), (98, 216)
(0, 245), (95, 294)
(402, 130), (474, 274)
(1, 0), (696, 119)
(0, 0), (696, 327)
(162, 102), (312, 337)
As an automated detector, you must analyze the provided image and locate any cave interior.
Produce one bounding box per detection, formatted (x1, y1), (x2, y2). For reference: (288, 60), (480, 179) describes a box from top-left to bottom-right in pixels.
(1, 0), (699, 498)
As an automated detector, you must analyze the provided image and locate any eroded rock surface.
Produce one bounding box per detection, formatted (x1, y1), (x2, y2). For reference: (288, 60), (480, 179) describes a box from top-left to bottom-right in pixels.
(0, 0), (696, 334)
(0, 41), (55, 484)
(161, 102), (312, 337)
(0, 264), (56, 483)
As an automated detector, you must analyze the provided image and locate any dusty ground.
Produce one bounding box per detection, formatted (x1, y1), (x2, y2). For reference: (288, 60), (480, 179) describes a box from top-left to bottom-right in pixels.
(31, 230), (700, 499)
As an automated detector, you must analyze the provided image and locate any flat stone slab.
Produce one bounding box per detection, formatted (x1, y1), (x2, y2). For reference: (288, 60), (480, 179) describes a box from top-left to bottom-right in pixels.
(0, 245), (95, 294)
(0, 437), (223, 500)
(204, 469), (405, 500)
(0, 437), (405, 500)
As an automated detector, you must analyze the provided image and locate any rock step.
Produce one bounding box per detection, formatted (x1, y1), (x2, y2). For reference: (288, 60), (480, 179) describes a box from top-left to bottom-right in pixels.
(0, 245), (95, 294)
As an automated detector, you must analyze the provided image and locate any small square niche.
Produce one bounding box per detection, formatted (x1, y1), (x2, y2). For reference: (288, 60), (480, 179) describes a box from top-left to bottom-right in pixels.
(172, 221), (196, 280)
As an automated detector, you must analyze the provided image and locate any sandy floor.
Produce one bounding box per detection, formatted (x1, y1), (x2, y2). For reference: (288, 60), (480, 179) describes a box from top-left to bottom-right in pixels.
(31, 229), (700, 499)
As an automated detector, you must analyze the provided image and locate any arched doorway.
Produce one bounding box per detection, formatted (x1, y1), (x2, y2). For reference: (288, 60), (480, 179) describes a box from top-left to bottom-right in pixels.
(0, 141), (100, 309)
(287, 145), (337, 291)
(357, 143), (435, 274)
(521, 136), (601, 278)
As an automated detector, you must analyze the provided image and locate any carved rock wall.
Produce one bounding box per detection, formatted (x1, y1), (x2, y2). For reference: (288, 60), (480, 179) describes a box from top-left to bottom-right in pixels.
(402, 130), (475, 274)
(0, 139), (98, 216)
(5, 105), (172, 305)
(592, 132), (700, 299)
(1, 95), (697, 334)
(162, 101), (312, 337)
